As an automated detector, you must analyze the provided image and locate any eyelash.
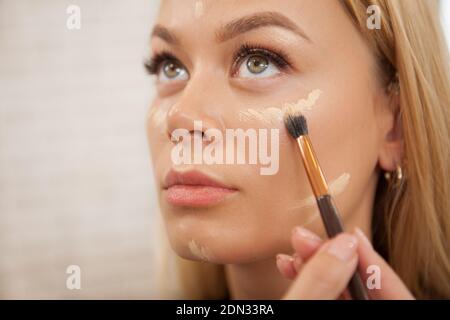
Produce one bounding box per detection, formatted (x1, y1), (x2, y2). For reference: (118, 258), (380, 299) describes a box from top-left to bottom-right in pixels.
(144, 51), (178, 75)
(231, 43), (292, 75)
(144, 43), (292, 77)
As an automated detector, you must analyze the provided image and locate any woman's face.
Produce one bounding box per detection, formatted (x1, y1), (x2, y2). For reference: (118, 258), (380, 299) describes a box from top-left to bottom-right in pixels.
(147, 0), (390, 264)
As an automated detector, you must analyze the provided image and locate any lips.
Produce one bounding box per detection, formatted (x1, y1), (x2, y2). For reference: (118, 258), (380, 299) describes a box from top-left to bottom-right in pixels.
(163, 170), (237, 207)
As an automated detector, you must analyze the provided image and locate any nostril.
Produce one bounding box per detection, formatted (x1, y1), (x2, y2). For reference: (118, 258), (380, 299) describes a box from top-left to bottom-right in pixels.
(190, 130), (205, 139)
(167, 129), (205, 143)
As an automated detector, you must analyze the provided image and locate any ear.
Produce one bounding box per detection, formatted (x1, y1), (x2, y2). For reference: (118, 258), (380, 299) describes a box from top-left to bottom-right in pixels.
(377, 91), (404, 172)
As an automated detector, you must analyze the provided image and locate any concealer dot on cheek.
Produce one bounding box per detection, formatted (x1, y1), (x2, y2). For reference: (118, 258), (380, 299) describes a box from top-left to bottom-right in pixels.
(149, 108), (167, 127)
(147, 102), (174, 131)
(239, 89), (323, 124)
(194, 0), (205, 19)
(188, 239), (212, 261)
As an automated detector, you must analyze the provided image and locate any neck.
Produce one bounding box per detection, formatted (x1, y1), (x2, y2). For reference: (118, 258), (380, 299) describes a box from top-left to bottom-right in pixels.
(224, 256), (292, 300)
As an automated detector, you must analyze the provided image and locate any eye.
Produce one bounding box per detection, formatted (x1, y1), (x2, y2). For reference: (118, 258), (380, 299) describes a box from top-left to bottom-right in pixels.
(238, 54), (279, 78)
(233, 45), (290, 79)
(159, 60), (189, 83)
(145, 52), (189, 83)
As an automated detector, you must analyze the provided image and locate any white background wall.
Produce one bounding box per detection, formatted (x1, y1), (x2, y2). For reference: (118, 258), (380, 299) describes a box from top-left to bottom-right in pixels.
(0, 0), (160, 299)
(0, 0), (449, 299)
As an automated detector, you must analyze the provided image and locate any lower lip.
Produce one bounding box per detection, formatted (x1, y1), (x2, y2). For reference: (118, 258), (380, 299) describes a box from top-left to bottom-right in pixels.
(165, 185), (236, 207)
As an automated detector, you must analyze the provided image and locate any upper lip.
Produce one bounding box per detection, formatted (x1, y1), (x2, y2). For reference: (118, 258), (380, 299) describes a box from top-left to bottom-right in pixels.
(163, 169), (236, 190)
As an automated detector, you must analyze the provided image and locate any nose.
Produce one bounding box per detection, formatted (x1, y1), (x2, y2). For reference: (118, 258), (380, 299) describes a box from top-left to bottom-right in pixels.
(166, 72), (224, 141)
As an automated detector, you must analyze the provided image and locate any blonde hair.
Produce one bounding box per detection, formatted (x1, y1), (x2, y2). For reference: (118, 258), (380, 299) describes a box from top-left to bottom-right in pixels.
(343, 0), (450, 300)
(158, 0), (450, 299)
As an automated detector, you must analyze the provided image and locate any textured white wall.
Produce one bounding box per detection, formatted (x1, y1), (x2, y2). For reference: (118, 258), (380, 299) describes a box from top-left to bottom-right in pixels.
(0, 0), (161, 298)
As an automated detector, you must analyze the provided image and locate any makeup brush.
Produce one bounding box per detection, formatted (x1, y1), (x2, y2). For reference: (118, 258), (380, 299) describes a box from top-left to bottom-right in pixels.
(284, 111), (369, 301)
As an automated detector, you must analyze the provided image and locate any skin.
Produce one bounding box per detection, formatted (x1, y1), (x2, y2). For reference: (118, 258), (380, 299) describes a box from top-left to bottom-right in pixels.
(147, 0), (411, 299)
(277, 227), (414, 300)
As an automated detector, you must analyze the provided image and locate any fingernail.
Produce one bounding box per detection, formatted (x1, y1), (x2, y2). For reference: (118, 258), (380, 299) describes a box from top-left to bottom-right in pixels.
(354, 227), (373, 248)
(276, 254), (294, 264)
(327, 234), (358, 262)
(292, 226), (322, 244)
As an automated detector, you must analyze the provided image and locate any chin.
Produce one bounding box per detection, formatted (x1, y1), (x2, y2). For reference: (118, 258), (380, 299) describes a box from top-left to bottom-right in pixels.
(165, 217), (284, 265)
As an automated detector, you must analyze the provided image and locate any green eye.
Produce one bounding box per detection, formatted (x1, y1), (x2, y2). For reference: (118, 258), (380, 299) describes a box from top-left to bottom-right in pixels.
(246, 55), (269, 74)
(158, 60), (189, 83)
(163, 61), (183, 78)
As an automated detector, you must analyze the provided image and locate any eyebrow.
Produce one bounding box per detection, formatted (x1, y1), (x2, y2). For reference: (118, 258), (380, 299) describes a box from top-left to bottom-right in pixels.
(151, 11), (311, 46)
(216, 11), (311, 43)
(151, 25), (181, 45)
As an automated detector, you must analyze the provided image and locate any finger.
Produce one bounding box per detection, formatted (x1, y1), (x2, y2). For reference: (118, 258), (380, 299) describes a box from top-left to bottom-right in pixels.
(292, 253), (303, 273)
(291, 226), (323, 261)
(283, 233), (359, 300)
(276, 254), (297, 280)
(354, 228), (414, 300)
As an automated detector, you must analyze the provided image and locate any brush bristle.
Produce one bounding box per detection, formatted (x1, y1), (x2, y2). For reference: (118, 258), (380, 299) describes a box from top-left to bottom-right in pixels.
(284, 113), (308, 139)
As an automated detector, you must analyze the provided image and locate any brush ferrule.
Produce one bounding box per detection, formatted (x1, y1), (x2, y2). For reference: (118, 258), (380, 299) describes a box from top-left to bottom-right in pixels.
(297, 136), (329, 197)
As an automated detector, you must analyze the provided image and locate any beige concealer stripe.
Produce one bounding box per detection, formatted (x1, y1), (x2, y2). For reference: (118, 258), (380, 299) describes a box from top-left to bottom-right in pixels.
(188, 239), (212, 261)
(288, 172), (351, 212)
(239, 89), (322, 124)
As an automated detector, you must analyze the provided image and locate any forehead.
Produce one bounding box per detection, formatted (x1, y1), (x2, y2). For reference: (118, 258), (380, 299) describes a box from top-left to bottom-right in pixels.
(153, 0), (373, 77)
(156, 0), (347, 40)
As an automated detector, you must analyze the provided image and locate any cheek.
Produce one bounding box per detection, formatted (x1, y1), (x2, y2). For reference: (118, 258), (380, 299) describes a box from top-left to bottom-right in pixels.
(319, 89), (379, 176)
(255, 86), (379, 237)
(147, 98), (173, 133)
(147, 107), (167, 132)
(305, 86), (380, 224)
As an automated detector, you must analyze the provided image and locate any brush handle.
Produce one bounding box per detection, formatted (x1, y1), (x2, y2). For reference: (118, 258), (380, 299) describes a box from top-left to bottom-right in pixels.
(316, 194), (370, 300)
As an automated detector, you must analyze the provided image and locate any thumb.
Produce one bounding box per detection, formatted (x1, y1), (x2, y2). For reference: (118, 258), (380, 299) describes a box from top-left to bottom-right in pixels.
(283, 233), (359, 300)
